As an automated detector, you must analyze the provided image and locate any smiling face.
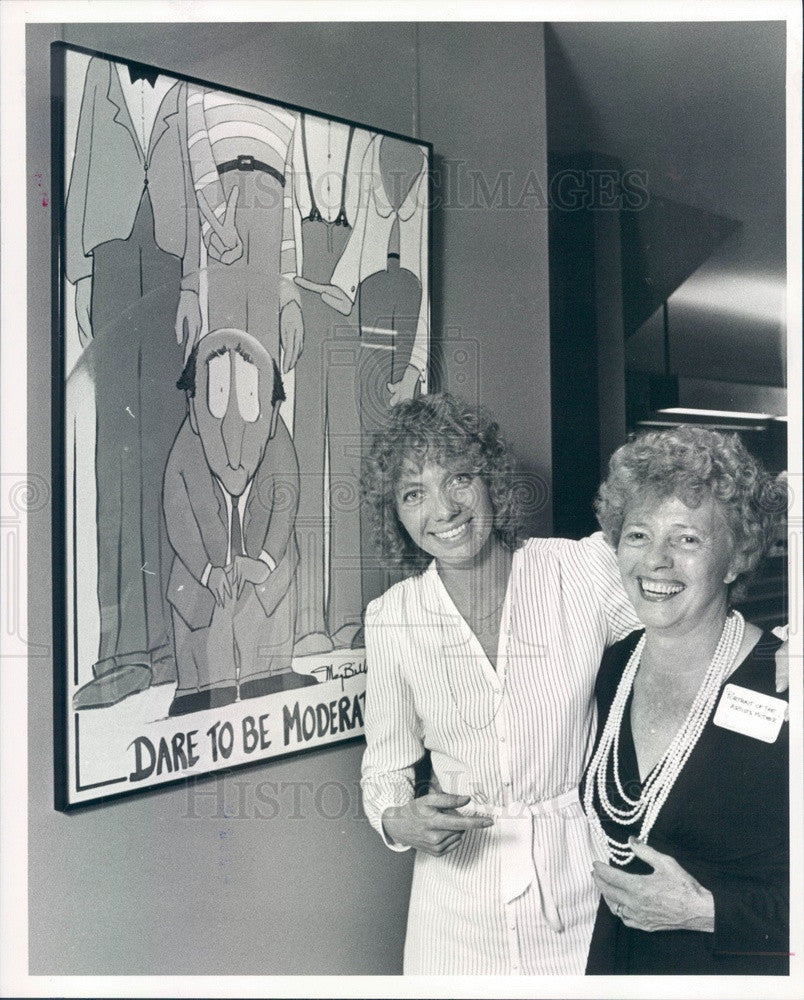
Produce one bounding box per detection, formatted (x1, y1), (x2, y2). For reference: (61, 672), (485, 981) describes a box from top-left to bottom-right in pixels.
(617, 492), (738, 638)
(190, 330), (280, 496)
(393, 457), (496, 568)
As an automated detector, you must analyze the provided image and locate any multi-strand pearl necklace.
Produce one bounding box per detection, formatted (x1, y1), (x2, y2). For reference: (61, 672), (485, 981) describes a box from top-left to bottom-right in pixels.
(583, 610), (745, 866)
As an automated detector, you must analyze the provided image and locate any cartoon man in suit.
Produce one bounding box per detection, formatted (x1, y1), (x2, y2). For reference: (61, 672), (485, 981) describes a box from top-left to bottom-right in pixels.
(163, 328), (317, 717)
(66, 57), (202, 707)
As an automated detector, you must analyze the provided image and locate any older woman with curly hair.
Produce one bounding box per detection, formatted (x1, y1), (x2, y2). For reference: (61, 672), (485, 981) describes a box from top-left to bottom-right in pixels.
(582, 424), (788, 975)
(360, 392), (645, 975)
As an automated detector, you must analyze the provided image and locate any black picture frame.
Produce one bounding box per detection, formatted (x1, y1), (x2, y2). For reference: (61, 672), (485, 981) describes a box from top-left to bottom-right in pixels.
(52, 41), (433, 810)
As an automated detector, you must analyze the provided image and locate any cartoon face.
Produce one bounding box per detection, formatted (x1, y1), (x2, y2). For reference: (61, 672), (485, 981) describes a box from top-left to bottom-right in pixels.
(190, 329), (280, 496)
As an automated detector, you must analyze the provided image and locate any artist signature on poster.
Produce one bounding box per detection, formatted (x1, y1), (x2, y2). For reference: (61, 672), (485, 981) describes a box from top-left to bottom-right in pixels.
(310, 656), (367, 691)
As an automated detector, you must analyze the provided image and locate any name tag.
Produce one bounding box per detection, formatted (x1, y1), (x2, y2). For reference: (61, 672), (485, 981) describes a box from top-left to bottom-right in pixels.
(713, 683), (787, 743)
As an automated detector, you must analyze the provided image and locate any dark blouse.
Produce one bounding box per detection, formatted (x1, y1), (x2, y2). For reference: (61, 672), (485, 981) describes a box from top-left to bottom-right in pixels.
(583, 629), (789, 976)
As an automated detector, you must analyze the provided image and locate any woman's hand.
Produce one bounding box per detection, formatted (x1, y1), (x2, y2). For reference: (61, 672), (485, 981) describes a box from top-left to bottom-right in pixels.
(382, 792), (493, 857)
(592, 838), (715, 933)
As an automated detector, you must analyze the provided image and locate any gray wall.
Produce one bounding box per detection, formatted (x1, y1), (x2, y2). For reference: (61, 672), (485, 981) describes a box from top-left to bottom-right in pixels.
(27, 21), (550, 975)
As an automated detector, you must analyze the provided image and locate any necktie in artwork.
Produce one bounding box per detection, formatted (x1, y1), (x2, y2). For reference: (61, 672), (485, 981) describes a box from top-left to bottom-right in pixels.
(231, 495), (244, 560)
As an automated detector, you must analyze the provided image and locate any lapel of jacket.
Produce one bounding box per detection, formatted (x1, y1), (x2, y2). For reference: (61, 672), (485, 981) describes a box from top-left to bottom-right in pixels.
(370, 136), (392, 219)
(148, 81), (180, 161)
(241, 472), (265, 544)
(241, 488), (253, 542)
(106, 62), (144, 164)
(373, 135), (426, 223)
(242, 443), (277, 547)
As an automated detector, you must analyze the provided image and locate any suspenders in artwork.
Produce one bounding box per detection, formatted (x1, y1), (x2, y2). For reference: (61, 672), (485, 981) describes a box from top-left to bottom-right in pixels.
(300, 112), (355, 228)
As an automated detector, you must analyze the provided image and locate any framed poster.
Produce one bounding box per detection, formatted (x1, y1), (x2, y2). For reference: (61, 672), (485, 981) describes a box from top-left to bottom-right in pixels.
(52, 42), (432, 809)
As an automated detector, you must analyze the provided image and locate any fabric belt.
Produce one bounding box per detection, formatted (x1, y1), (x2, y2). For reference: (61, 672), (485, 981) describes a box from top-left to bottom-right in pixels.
(469, 787), (581, 933)
(217, 155), (285, 187)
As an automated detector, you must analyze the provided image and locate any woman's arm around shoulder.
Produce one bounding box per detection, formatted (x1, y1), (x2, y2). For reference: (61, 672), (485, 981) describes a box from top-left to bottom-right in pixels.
(521, 533), (641, 644)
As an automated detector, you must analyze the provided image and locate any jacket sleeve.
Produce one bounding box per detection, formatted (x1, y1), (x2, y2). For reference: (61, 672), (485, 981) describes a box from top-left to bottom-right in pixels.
(281, 129), (299, 279)
(279, 128), (301, 311)
(407, 165), (429, 380)
(259, 417), (299, 568)
(329, 138), (373, 301)
(185, 85), (227, 253)
(177, 82), (201, 294)
(163, 444), (212, 583)
(65, 58), (103, 284)
(361, 594), (425, 852)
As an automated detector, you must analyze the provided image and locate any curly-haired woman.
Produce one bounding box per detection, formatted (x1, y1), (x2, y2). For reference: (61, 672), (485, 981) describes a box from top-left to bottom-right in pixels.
(360, 392), (645, 974)
(582, 425), (788, 974)
(359, 396), (788, 975)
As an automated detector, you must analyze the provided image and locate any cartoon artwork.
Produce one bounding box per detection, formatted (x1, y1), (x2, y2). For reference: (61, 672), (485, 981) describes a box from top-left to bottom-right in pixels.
(184, 86), (304, 369)
(57, 46), (430, 807)
(296, 133), (430, 612)
(290, 114), (371, 654)
(164, 330), (317, 716)
(65, 57), (202, 710)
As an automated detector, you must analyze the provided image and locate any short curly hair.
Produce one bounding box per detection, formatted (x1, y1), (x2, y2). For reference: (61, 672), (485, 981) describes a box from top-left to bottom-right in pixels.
(595, 424), (784, 597)
(362, 393), (527, 572)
